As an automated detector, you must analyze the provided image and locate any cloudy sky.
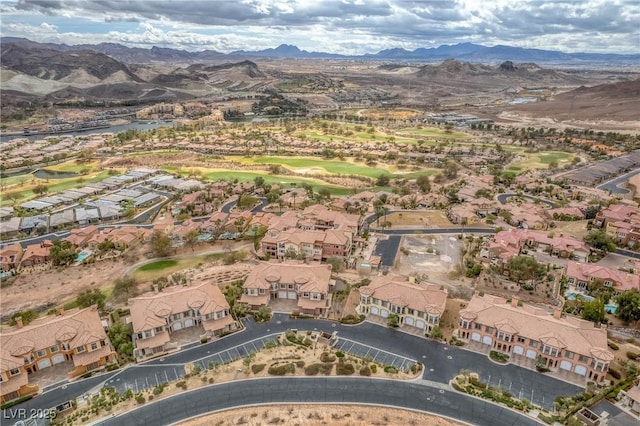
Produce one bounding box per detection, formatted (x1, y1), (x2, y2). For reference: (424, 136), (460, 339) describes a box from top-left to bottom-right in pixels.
(1, 0), (638, 54)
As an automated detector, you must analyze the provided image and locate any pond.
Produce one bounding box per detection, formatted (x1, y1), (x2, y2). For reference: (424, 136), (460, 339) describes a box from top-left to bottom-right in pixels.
(33, 169), (78, 180)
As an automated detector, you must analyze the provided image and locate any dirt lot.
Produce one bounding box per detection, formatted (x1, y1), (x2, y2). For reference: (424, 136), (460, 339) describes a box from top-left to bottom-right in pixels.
(179, 405), (464, 426)
(385, 211), (452, 228)
(552, 220), (590, 240)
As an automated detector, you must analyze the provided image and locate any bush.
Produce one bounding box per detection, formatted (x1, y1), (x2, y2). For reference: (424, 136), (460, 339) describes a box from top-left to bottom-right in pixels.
(469, 377), (487, 389)
(175, 380), (187, 390)
(359, 366), (371, 376)
(370, 364), (377, 373)
(152, 384), (164, 395)
(335, 351), (345, 358)
(296, 360), (306, 368)
(135, 394), (146, 404)
(336, 361), (355, 375)
(305, 363), (321, 375)
(251, 364), (266, 374)
(383, 365), (398, 374)
(320, 352), (336, 363)
(0, 394), (34, 410)
(268, 363), (294, 376)
(340, 314), (366, 324)
(609, 368), (621, 380)
(626, 351), (639, 361)
(489, 351), (509, 363)
(200, 337), (209, 344)
(608, 341), (619, 350)
(320, 363), (334, 375)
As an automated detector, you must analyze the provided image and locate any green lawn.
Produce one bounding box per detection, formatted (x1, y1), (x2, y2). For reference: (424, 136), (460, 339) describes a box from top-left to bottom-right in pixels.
(396, 127), (470, 139)
(248, 157), (390, 178)
(510, 151), (575, 170)
(138, 260), (178, 271)
(45, 160), (99, 173)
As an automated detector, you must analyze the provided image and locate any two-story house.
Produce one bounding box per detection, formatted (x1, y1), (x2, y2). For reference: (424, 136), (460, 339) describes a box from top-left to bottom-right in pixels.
(130, 282), (236, 361)
(0, 243), (23, 274)
(458, 294), (613, 383)
(0, 306), (115, 404)
(239, 262), (332, 317)
(357, 274), (447, 334)
(565, 260), (640, 294)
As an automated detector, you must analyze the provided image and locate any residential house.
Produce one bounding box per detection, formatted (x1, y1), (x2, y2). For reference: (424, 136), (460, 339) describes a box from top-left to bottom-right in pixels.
(357, 274), (447, 334)
(594, 205), (640, 229)
(260, 228), (351, 261)
(0, 217), (22, 237)
(64, 225), (99, 248)
(239, 262), (332, 316)
(548, 207), (586, 221)
(0, 243), (23, 273)
(564, 260), (640, 294)
(20, 240), (53, 268)
(618, 383), (640, 418)
(0, 306), (115, 404)
(49, 209), (76, 230)
(458, 294), (613, 383)
(129, 282), (236, 361)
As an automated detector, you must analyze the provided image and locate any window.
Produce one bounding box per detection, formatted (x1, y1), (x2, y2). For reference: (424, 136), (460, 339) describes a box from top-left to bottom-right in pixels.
(10, 368), (20, 376)
(485, 326), (494, 333)
(304, 292), (310, 298)
(259, 289), (265, 294)
(90, 342), (99, 351)
(155, 327), (163, 333)
(578, 355), (588, 363)
(529, 340), (538, 348)
(288, 284), (294, 290)
(76, 346), (86, 353)
(36, 349), (46, 358)
(517, 336), (525, 343)
(475, 323), (482, 330)
(280, 283), (286, 289)
(564, 350), (574, 359)
(50, 345), (59, 353)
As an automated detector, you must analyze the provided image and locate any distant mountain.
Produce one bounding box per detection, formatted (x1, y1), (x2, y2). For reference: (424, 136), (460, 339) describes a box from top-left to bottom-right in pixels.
(1, 38), (637, 65)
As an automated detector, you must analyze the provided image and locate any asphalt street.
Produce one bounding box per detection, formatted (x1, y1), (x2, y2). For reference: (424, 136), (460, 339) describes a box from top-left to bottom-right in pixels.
(94, 377), (544, 426)
(8, 313), (581, 417)
(496, 193), (557, 208)
(597, 168), (640, 194)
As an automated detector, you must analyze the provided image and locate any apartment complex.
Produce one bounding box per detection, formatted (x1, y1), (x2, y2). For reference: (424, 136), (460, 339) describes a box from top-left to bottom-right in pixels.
(458, 294), (613, 383)
(357, 274), (448, 333)
(594, 205), (640, 249)
(130, 282), (236, 361)
(239, 262), (332, 316)
(0, 306), (115, 404)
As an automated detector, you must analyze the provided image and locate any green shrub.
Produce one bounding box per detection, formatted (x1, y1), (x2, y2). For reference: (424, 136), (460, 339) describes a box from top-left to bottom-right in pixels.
(320, 352), (336, 363)
(268, 363), (294, 376)
(0, 394), (34, 410)
(383, 365), (398, 374)
(370, 364), (377, 373)
(296, 360), (306, 368)
(135, 394), (146, 404)
(489, 351), (509, 363)
(335, 351), (345, 358)
(469, 377), (487, 389)
(626, 351), (639, 360)
(320, 363), (334, 375)
(359, 366), (371, 376)
(336, 362), (355, 375)
(152, 384), (164, 395)
(340, 314), (366, 324)
(607, 341), (619, 350)
(305, 363), (321, 375)
(609, 368), (621, 380)
(200, 337), (209, 344)
(175, 380), (187, 390)
(251, 364), (266, 374)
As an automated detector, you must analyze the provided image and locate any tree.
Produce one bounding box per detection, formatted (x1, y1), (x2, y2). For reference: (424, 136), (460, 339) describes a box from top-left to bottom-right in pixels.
(584, 229), (616, 252)
(150, 231), (172, 257)
(326, 257), (345, 273)
(113, 276), (137, 298)
(237, 194), (258, 210)
(506, 256), (546, 287)
(32, 184), (49, 195)
(442, 161), (458, 179)
(387, 313), (399, 328)
(254, 306), (271, 322)
(108, 319), (133, 360)
(582, 299), (605, 324)
(76, 289), (106, 311)
(615, 290), (640, 323)
(50, 240), (77, 266)
(253, 176), (265, 189)
(10, 310), (37, 326)
(416, 175), (431, 193)
(429, 325), (443, 340)
(5, 191), (21, 205)
(183, 229), (200, 251)
(376, 173), (390, 186)
(318, 188), (332, 200)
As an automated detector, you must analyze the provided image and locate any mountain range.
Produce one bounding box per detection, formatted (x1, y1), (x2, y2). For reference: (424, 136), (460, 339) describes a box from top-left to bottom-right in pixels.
(2, 37), (638, 65)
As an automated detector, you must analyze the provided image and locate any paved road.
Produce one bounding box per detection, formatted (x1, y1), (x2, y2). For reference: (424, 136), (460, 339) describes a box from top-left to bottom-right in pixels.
(373, 235), (401, 268)
(220, 197), (268, 214)
(94, 378), (544, 426)
(597, 168), (640, 194)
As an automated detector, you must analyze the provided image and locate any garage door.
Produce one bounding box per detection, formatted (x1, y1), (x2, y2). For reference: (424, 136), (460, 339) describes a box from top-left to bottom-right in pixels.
(405, 317), (414, 326)
(471, 332), (481, 342)
(482, 336), (493, 345)
(513, 346), (524, 355)
(184, 319), (194, 328)
(574, 365), (587, 376)
(287, 292), (297, 300)
(560, 360), (572, 371)
(526, 349), (537, 359)
(380, 309), (389, 318)
(37, 359), (52, 370)
(370, 306), (379, 315)
(416, 320), (425, 329)
(278, 291), (288, 299)
(173, 322), (182, 331)
(52, 354), (65, 365)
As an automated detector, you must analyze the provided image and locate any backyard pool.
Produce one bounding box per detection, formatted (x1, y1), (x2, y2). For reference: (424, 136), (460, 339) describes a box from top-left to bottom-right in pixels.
(566, 293), (617, 313)
(76, 250), (92, 262)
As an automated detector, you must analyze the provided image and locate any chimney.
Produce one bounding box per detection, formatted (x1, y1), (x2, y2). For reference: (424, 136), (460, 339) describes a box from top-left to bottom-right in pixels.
(511, 297), (519, 307)
(58, 307), (65, 316)
(15, 316), (23, 329)
(553, 308), (562, 319)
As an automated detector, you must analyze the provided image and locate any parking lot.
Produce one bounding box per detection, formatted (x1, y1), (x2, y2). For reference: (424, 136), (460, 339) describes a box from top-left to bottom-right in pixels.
(333, 337), (417, 372)
(190, 334), (280, 372)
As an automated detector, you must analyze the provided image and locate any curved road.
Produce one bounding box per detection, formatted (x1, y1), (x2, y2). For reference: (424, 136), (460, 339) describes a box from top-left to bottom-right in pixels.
(94, 377), (543, 426)
(497, 193), (557, 208)
(597, 168), (640, 194)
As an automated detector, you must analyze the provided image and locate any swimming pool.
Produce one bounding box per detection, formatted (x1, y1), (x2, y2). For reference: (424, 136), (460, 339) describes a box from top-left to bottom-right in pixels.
(76, 251), (91, 262)
(566, 293), (617, 314)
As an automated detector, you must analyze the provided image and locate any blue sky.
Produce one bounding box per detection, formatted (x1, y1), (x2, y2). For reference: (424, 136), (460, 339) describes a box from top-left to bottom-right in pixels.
(1, 0), (638, 54)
